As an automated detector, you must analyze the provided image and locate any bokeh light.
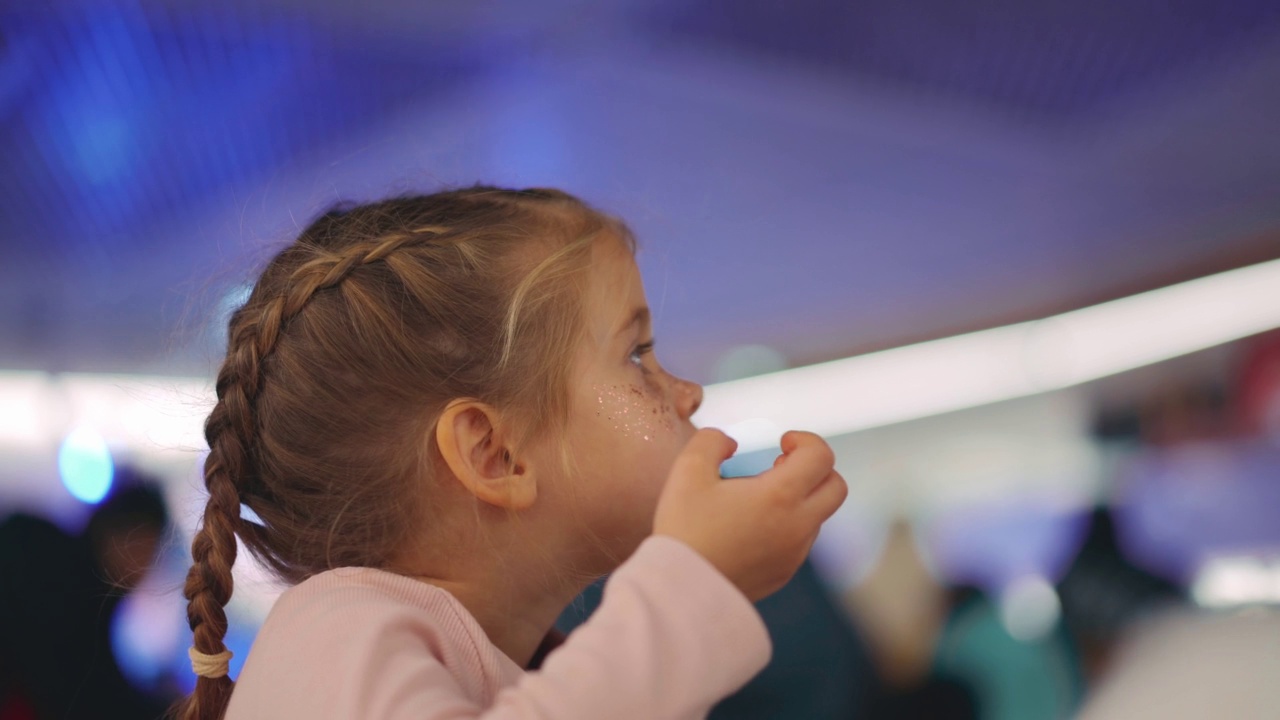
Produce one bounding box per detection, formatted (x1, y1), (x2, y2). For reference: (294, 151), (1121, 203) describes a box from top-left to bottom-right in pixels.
(57, 426), (114, 504)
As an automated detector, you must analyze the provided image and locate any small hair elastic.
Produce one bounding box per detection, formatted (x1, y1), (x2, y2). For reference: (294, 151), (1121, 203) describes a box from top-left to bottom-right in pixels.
(188, 646), (234, 679)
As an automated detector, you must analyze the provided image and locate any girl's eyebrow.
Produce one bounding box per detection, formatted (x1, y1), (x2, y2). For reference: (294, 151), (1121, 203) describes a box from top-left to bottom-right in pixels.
(614, 307), (651, 336)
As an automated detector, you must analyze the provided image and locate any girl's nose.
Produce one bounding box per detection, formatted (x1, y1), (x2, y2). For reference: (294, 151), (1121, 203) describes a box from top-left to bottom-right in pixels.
(674, 376), (703, 419)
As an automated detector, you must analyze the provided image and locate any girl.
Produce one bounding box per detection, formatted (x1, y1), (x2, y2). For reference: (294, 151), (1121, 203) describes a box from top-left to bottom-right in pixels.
(178, 186), (846, 719)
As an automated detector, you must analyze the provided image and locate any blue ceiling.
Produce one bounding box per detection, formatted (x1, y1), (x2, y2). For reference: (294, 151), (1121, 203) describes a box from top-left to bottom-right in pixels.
(2, 1), (1279, 377)
(0, 4), (490, 265)
(657, 0), (1280, 119)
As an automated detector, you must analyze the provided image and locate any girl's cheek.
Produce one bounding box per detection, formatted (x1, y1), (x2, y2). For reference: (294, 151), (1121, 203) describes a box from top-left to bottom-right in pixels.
(592, 382), (676, 441)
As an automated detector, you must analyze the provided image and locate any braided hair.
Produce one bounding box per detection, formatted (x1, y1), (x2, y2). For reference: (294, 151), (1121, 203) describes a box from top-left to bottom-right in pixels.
(175, 187), (629, 720)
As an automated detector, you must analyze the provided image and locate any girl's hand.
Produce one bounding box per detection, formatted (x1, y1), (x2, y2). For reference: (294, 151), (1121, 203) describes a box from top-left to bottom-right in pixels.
(653, 428), (848, 602)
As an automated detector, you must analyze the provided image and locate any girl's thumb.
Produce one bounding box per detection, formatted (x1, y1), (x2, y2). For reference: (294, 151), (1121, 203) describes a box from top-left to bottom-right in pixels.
(671, 428), (738, 486)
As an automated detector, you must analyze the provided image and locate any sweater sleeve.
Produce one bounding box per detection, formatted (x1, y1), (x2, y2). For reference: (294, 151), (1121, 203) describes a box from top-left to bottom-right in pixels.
(486, 535), (773, 720)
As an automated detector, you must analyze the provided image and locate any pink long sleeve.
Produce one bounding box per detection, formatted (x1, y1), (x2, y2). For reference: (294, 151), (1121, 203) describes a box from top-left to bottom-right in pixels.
(225, 535), (771, 719)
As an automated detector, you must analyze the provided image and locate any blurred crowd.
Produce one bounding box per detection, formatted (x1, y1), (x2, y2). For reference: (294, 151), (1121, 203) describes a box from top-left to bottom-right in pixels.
(0, 469), (177, 719)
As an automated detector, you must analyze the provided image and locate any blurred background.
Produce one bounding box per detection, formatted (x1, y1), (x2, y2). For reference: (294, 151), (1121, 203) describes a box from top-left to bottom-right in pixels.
(2, 1), (1279, 718)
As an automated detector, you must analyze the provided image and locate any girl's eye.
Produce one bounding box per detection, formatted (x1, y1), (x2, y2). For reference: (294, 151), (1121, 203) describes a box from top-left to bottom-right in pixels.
(629, 340), (655, 368)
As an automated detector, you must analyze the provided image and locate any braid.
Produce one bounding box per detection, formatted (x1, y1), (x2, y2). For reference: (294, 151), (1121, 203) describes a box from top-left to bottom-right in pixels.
(175, 228), (441, 720)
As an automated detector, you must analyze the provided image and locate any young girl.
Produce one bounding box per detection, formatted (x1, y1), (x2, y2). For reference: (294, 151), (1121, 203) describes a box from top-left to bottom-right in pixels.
(178, 186), (847, 719)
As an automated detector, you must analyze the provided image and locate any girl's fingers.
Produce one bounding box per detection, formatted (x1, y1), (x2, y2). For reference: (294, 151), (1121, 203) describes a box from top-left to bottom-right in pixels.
(672, 428), (738, 484)
(759, 432), (835, 497)
(802, 471), (848, 524)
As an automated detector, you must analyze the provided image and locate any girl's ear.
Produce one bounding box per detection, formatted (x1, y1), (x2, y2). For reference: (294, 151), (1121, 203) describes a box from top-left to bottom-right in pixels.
(434, 400), (537, 510)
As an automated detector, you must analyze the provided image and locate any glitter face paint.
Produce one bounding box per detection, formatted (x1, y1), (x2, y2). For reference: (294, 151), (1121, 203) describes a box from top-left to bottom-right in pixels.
(593, 382), (676, 441)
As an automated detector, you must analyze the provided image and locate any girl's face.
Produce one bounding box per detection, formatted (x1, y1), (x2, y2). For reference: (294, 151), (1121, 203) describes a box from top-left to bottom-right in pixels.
(545, 237), (702, 566)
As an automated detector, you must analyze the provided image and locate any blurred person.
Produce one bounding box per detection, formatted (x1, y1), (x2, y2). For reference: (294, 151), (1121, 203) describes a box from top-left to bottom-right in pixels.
(843, 521), (987, 720)
(844, 521), (949, 692)
(1064, 337), (1280, 718)
(0, 470), (172, 720)
(175, 187), (847, 719)
(1055, 507), (1185, 683)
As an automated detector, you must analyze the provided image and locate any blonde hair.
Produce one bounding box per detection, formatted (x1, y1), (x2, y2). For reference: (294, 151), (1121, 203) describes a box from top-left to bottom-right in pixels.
(176, 186), (632, 720)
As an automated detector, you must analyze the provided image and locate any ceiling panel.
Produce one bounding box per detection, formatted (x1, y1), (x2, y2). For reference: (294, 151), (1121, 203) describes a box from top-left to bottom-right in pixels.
(649, 0), (1280, 121)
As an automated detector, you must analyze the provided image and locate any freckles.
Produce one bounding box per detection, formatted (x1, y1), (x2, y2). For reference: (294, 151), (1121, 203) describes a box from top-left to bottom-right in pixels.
(659, 402), (675, 432)
(594, 383), (670, 441)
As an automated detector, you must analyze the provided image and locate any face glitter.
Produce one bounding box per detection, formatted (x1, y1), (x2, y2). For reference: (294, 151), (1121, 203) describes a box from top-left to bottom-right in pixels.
(593, 383), (669, 441)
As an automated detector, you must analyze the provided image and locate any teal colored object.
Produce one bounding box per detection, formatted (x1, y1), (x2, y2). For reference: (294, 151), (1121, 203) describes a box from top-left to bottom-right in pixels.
(58, 428), (114, 504)
(934, 594), (1083, 720)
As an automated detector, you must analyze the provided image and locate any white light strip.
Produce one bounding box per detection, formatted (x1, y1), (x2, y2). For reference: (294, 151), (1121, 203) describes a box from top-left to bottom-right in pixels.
(701, 258), (1280, 451)
(0, 372), (212, 452)
(2, 259), (1278, 454)
(0, 371), (54, 446)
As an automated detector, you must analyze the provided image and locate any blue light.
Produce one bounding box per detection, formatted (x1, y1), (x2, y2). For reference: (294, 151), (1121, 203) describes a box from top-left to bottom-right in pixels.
(58, 427), (114, 504)
(111, 592), (163, 690)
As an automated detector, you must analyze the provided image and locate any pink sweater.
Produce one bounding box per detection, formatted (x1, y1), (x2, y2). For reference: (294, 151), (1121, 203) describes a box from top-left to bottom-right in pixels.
(225, 536), (772, 719)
